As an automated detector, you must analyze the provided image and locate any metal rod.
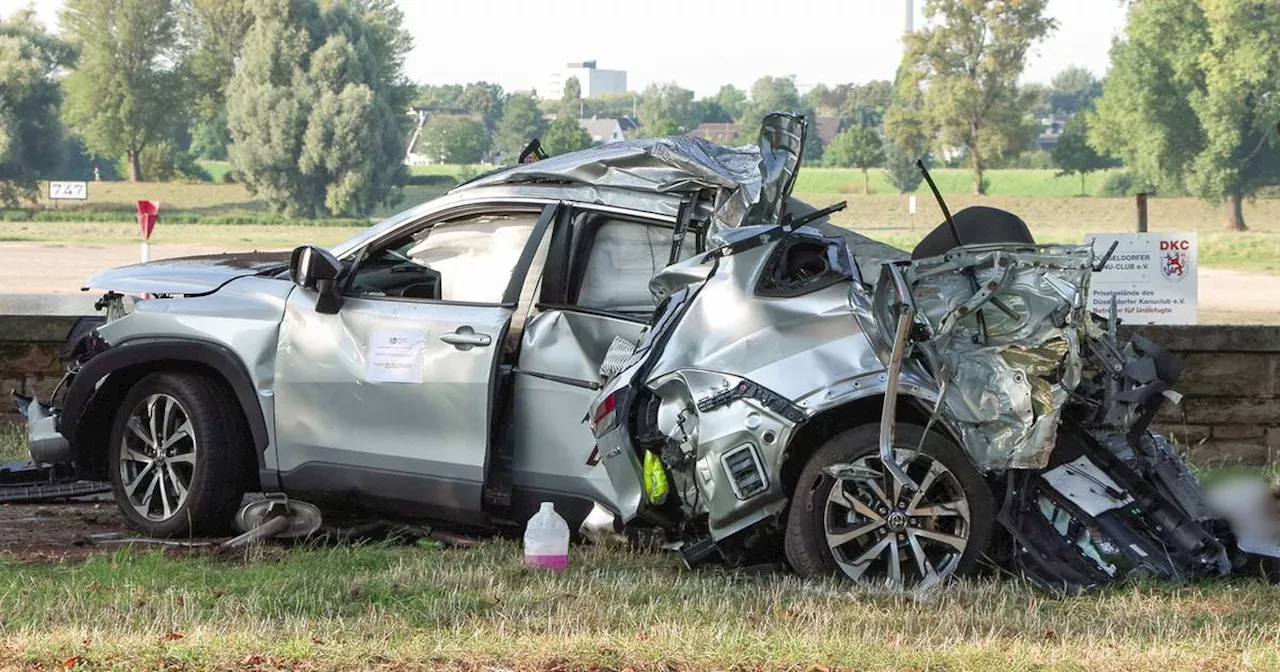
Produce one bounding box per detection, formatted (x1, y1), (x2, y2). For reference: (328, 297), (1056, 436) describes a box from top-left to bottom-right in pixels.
(916, 159), (961, 248)
(880, 306), (920, 494)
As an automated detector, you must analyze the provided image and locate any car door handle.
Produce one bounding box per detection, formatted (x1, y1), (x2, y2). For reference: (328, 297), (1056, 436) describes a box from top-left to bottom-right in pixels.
(440, 328), (492, 348)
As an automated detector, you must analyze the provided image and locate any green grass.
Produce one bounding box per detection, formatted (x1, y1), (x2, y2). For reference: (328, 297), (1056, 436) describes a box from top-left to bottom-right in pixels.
(196, 160), (232, 183)
(19, 181), (452, 223)
(6, 176), (1280, 277)
(794, 167), (1131, 197)
(408, 163), (492, 178)
(792, 192), (1280, 275)
(2, 542), (1279, 671)
(0, 422), (25, 462)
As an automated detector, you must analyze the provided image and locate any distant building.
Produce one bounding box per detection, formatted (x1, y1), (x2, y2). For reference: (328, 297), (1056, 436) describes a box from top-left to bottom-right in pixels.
(688, 122), (742, 144)
(814, 117), (842, 146)
(578, 117), (628, 145)
(549, 60), (627, 99)
(1035, 113), (1070, 151)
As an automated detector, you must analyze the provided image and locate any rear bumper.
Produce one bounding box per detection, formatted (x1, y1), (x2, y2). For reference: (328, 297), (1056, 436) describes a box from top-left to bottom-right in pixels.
(12, 392), (72, 464)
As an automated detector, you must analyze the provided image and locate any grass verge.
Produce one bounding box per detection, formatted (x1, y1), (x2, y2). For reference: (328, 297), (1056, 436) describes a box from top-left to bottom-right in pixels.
(2, 541), (1279, 671)
(0, 421), (25, 462)
(11, 182), (453, 224)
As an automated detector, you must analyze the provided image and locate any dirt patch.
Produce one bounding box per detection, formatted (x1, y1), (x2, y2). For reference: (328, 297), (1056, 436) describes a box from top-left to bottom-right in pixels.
(0, 496), (128, 560)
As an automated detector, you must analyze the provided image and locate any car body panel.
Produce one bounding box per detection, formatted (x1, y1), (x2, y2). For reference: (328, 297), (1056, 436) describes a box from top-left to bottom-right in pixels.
(82, 252), (290, 295)
(272, 291), (515, 516)
(90, 275), (294, 470)
(511, 308), (647, 507)
(643, 239), (884, 407)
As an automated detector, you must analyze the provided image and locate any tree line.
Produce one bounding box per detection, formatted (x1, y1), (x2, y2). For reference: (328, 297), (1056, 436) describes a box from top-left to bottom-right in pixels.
(0, 0), (1276, 228)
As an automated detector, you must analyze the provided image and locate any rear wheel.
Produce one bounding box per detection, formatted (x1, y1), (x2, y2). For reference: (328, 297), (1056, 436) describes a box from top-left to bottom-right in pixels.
(785, 423), (994, 587)
(108, 372), (249, 536)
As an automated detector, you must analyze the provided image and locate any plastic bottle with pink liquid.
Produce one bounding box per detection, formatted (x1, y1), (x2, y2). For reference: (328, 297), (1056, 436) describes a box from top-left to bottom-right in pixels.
(523, 502), (570, 571)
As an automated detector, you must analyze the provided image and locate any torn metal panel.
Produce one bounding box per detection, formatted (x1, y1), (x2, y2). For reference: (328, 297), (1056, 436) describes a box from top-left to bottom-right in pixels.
(899, 245), (1094, 470)
(456, 113), (806, 238)
(645, 369), (798, 539)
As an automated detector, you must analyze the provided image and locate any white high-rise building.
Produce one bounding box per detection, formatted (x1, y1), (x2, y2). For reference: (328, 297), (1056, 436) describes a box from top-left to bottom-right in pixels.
(549, 61), (628, 99)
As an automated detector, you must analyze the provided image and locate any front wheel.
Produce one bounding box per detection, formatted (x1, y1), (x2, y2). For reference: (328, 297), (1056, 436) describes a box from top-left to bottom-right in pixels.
(108, 372), (249, 536)
(784, 423), (994, 587)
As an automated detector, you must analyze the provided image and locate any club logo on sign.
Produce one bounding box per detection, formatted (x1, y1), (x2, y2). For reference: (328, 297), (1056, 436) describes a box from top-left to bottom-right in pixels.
(1160, 240), (1189, 282)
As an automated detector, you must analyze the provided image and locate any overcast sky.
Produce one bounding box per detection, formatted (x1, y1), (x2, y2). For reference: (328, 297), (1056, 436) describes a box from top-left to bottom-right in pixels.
(1, 0), (1129, 98)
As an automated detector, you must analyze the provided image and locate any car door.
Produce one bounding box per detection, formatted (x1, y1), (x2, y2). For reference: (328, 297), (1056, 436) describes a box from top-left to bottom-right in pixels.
(273, 202), (558, 523)
(509, 203), (701, 522)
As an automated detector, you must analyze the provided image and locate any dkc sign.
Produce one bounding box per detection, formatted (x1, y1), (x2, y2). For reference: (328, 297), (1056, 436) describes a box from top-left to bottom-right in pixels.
(1086, 233), (1198, 325)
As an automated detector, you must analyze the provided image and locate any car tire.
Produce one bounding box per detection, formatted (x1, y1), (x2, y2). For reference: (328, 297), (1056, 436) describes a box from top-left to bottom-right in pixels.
(108, 372), (249, 537)
(784, 423), (994, 586)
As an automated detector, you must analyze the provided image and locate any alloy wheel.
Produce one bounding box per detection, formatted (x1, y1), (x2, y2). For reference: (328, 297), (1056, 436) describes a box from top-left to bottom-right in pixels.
(824, 448), (972, 587)
(118, 393), (198, 521)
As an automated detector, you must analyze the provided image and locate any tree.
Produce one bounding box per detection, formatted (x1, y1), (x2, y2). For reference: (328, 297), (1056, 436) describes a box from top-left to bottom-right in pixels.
(414, 83), (463, 108)
(181, 0), (253, 160)
(542, 114), (593, 155)
(1022, 83), (1054, 119)
(825, 126), (885, 193)
(837, 80), (894, 129)
(899, 0), (1057, 194)
(581, 91), (636, 119)
(1089, 0), (1280, 231)
(714, 84), (748, 121)
(0, 9), (75, 205)
(885, 59), (932, 165)
(1048, 65), (1102, 116)
(226, 0), (412, 217)
(417, 115), (489, 164)
(802, 83), (832, 115)
(1053, 115), (1115, 195)
(742, 76), (801, 125)
(61, 0), (188, 181)
(457, 81), (505, 130)
(562, 76), (581, 104)
(494, 94), (545, 158)
(637, 83), (700, 134)
(882, 142), (925, 194)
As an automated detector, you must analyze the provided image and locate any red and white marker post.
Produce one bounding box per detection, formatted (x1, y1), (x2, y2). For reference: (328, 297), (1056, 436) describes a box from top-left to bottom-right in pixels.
(136, 200), (159, 263)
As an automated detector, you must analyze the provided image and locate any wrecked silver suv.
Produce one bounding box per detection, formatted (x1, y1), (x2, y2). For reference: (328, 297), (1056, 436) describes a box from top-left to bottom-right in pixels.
(15, 114), (1277, 590)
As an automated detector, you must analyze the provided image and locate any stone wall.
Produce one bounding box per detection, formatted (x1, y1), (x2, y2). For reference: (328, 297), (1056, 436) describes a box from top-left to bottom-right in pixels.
(1127, 325), (1280, 466)
(1, 315), (75, 424)
(1, 316), (1277, 465)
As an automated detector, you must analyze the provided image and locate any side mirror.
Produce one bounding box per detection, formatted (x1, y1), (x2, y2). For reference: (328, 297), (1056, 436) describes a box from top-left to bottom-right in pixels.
(289, 245), (344, 314)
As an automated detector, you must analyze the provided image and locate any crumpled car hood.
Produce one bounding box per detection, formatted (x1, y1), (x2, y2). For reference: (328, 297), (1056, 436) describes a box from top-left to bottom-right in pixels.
(82, 251), (290, 295)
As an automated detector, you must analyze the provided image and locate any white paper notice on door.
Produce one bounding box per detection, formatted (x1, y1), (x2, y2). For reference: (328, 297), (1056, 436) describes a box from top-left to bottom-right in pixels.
(366, 328), (425, 383)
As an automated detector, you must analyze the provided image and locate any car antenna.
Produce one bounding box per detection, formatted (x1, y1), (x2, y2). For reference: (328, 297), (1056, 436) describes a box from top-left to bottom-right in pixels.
(916, 159), (962, 248)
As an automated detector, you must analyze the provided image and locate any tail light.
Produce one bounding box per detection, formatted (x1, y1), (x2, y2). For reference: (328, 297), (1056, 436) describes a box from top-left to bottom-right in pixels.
(589, 388), (627, 439)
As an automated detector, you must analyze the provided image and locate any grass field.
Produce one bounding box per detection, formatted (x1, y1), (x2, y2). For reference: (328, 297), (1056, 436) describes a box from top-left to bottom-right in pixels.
(793, 167), (1134, 197)
(20, 180), (451, 222)
(0, 422), (23, 461)
(8, 190), (1279, 273)
(0, 540), (1278, 671)
(4, 417), (1279, 671)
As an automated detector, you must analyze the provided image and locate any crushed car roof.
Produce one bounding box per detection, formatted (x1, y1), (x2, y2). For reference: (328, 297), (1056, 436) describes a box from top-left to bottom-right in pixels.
(453, 113), (805, 237)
